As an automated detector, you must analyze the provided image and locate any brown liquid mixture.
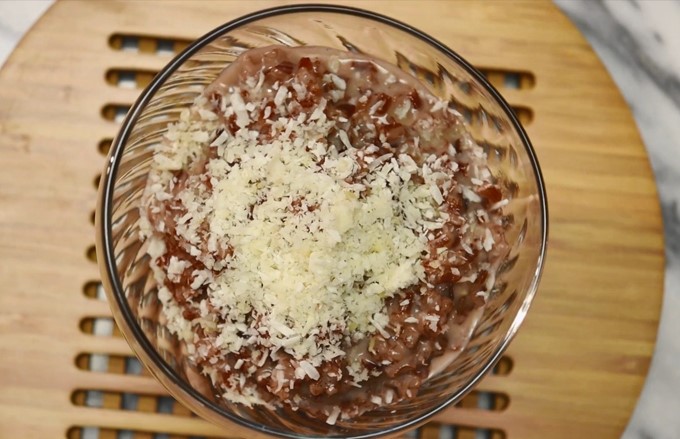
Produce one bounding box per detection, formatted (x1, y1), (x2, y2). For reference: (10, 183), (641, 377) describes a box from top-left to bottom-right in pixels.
(141, 46), (509, 423)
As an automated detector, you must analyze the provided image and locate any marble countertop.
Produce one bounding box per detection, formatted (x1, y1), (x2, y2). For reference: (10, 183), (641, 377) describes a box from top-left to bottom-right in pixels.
(553, 3), (680, 439)
(1, 1), (679, 438)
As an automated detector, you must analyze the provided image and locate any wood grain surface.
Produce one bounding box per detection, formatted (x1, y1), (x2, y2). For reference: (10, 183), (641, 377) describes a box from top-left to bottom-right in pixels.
(0, 1), (664, 438)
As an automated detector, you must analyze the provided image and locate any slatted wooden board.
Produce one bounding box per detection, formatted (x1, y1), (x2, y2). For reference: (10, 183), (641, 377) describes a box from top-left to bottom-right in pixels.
(0, 1), (665, 438)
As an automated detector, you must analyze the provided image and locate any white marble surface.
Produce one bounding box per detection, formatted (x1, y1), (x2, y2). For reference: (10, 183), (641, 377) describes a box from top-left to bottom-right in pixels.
(552, 2), (680, 439)
(0, 1), (51, 67)
(1, 1), (679, 438)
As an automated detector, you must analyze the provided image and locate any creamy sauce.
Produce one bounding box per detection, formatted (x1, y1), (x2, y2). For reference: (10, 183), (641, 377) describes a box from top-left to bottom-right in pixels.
(142, 45), (510, 423)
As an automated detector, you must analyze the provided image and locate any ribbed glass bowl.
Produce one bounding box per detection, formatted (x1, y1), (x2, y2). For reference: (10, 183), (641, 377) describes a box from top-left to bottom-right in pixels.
(96, 5), (547, 439)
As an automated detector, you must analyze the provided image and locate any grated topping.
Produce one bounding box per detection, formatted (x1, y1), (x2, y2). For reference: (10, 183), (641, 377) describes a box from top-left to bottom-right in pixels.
(140, 45), (510, 421)
(147, 82), (451, 366)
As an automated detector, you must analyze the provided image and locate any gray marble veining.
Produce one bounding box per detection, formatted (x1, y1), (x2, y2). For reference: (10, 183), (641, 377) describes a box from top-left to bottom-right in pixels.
(1, 1), (680, 438)
(555, 1), (680, 438)
(556, 0), (680, 248)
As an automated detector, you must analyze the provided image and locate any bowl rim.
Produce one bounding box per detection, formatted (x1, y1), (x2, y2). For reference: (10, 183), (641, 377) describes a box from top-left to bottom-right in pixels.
(99, 3), (548, 438)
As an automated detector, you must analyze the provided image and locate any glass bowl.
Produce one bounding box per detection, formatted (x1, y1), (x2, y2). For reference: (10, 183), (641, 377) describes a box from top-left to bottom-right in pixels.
(96, 4), (548, 439)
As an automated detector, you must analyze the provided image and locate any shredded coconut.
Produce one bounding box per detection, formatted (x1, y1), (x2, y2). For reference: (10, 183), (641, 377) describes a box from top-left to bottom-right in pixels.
(140, 45), (510, 418)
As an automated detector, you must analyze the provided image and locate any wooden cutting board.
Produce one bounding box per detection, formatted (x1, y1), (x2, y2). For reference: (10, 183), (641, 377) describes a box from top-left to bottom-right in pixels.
(0, 1), (664, 438)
